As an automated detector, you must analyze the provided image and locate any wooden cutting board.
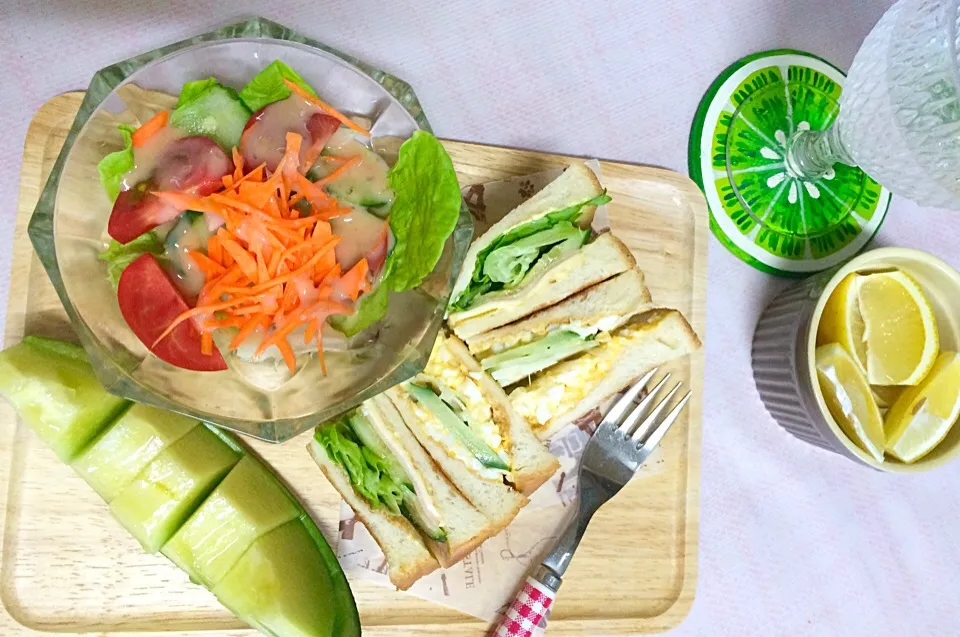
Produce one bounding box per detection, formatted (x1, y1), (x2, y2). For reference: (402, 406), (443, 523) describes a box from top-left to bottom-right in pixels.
(0, 92), (706, 637)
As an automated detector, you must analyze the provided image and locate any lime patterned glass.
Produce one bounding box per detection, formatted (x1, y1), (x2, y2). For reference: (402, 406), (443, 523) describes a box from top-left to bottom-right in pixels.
(27, 17), (473, 443)
(790, 0), (960, 208)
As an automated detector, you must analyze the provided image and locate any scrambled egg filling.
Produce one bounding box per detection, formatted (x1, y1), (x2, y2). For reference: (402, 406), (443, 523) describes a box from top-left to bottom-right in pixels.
(415, 339), (511, 475)
(510, 319), (662, 432)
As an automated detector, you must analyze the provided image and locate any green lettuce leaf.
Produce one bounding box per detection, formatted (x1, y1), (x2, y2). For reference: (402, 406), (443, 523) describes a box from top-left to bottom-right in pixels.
(176, 78), (219, 108)
(98, 231), (164, 290)
(169, 84), (251, 151)
(482, 223), (589, 287)
(449, 192), (609, 311)
(315, 419), (405, 515)
(329, 281), (389, 337)
(97, 124), (137, 202)
(384, 131), (462, 292)
(239, 60), (318, 112)
(331, 131), (463, 336)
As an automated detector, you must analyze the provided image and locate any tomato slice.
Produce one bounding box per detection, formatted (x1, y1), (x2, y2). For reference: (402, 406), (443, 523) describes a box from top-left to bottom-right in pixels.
(108, 136), (232, 244)
(107, 185), (181, 244)
(366, 224), (392, 278)
(117, 254), (227, 372)
(153, 136), (232, 195)
(303, 113), (340, 166)
(240, 98), (340, 173)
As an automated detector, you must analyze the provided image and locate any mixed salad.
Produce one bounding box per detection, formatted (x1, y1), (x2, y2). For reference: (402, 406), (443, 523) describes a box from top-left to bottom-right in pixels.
(98, 61), (461, 376)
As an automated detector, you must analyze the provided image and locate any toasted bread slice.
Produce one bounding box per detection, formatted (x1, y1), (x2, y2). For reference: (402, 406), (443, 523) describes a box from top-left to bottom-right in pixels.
(509, 309), (701, 440)
(448, 233), (635, 340)
(465, 268), (654, 359)
(386, 384), (527, 530)
(308, 439), (439, 590)
(364, 395), (502, 567)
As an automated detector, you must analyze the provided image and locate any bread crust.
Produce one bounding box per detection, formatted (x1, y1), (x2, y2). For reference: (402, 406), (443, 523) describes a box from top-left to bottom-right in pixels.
(308, 442), (440, 590)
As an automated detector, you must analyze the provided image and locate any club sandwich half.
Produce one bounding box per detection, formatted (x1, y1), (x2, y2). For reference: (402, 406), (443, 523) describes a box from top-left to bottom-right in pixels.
(310, 336), (560, 589)
(311, 394), (502, 589)
(500, 306), (701, 440)
(447, 163), (635, 340)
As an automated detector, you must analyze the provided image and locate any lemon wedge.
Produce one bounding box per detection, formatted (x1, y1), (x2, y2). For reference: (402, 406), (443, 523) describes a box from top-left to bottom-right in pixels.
(857, 270), (938, 386)
(817, 273), (867, 374)
(815, 343), (885, 462)
(885, 351), (960, 463)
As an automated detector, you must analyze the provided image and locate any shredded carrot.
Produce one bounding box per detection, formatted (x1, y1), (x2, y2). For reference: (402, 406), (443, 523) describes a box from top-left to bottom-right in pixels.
(201, 331), (214, 356)
(230, 314), (269, 349)
(232, 147), (244, 182)
(152, 297), (258, 347)
(188, 251), (226, 278)
(276, 338), (297, 373)
(282, 79), (371, 137)
(313, 156), (361, 186)
(159, 132), (379, 375)
(339, 259), (370, 302)
(132, 110), (169, 147)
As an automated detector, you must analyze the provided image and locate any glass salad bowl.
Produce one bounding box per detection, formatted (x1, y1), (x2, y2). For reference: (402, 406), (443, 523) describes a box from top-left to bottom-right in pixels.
(28, 17), (473, 443)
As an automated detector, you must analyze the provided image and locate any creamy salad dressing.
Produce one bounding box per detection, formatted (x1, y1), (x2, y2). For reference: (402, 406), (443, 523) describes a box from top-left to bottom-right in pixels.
(317, 129), (395, 209)
(164, 217), (211, 302)
(330, 204), (390, 269)
(121, 126), (187, 189)
(242, 94), (323, 170)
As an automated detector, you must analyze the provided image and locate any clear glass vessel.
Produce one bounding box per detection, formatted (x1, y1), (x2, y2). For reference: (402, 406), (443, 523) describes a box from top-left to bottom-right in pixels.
(789, 0), (960, 208)
(28, 17), (473, 443)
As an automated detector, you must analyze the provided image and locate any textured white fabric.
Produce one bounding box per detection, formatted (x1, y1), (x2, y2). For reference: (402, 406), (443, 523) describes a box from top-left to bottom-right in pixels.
(5, 1), (960, 636)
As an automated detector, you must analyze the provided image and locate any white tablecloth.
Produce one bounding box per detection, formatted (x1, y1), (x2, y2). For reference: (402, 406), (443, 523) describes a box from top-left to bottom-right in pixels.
(3, 1), (959, 635)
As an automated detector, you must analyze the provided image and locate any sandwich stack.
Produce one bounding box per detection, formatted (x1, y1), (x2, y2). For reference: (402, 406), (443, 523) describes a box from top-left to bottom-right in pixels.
(310, 162), (701, 589)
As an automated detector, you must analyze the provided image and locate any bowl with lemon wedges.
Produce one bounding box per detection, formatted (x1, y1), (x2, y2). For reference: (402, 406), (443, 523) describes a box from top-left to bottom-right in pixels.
(753, 247), (960, 471)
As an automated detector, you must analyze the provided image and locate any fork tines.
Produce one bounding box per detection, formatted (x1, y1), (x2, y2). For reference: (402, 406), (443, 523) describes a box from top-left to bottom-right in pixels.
(601, 367), (691, 450)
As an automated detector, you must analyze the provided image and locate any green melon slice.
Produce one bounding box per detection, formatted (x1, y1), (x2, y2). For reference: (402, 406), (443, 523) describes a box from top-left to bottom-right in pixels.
(0, 336), (361, 636)
(213, 519), (337, 637)
(110, 425), (241, 553)
(72, 403), (198, 502)
(162, 455), (299, 586)
(0, 336), (128, 461)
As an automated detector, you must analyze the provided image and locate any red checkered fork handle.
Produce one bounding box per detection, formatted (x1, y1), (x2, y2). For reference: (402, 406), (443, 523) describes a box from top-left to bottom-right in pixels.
(493, 576), (556, 637)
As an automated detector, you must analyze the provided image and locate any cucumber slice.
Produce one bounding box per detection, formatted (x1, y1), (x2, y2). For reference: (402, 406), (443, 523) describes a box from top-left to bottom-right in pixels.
(308, 141), (394, 211)
(213, 519), (338, 637)
(163, 211), (211, 300)
(481, 330), (599, 386)
(0, 337), (128, 462)
(399, 484), (447, 542)
(169, 84), (251, 151)
(163, 212), (205, 257)
(346, 412), (408, 484)
(406, 383), (509, 471)
(71, 403), (198, 502)
(163, 455), (299, 586)
(109, 424), (241, 553)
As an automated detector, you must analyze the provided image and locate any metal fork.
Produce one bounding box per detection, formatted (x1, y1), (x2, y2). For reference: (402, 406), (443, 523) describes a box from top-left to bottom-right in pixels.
(493, 368), (691, 637)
